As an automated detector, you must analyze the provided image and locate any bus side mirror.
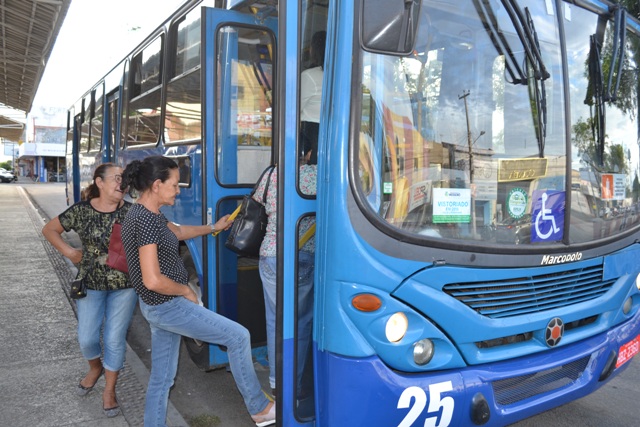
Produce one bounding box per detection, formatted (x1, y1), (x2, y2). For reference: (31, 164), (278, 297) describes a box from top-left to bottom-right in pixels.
(361, 0), (421, 56)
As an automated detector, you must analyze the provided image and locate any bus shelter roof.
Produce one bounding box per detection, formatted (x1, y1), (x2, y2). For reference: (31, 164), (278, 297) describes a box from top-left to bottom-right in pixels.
(0, 0), (71, 139)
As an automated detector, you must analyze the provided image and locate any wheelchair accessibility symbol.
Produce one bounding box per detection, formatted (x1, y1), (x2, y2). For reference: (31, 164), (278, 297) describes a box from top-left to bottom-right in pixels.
(531, 190), (565, 243)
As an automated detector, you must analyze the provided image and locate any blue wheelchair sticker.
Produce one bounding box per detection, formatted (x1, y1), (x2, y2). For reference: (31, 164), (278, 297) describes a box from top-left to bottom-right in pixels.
(531, 190), (565, 242)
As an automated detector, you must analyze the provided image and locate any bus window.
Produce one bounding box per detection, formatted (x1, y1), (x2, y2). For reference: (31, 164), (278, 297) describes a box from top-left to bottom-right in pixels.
(566, 6), (640, 243)
(120, 61), (129, 151)
(89, 85), (103, 152)
(216, 25), (274, 184)
(79, 97), (90, 152)
(295, 213), (315, 419)
(355, 1), (567, 245)
(107, 91), (119, 162)
(165, 7), (202, 143)
(127, 36), (163, 146)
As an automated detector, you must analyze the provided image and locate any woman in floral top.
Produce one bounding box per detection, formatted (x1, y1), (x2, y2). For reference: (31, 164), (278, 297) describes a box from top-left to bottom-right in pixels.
(253, 139), (317, 396)
(42, 163), (136, 418)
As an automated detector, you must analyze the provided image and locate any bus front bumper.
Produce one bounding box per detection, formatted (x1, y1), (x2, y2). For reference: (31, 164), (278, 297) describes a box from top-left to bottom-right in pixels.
(315, 312), (640, 427)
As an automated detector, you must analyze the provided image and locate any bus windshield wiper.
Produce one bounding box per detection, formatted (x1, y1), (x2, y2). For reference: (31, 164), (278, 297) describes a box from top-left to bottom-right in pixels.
(501, 2), (549, 157)
(524, 6), (547, 157)
(502, 1), (550, 82)
(605, 6), (626, 102)
(585, 34), (606, 167)
(473, 0), (527, 85)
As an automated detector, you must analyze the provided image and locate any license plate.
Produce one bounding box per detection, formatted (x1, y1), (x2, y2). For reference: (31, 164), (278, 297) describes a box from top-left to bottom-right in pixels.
(616, 335), (640, 368)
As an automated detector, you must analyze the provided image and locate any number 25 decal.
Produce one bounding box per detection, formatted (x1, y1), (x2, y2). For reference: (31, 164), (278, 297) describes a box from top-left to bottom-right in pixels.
(397, 381), (454, 427)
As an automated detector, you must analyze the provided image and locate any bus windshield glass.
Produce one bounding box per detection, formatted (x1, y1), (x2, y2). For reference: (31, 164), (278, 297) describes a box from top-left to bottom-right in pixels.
(355, 0), (640, 246)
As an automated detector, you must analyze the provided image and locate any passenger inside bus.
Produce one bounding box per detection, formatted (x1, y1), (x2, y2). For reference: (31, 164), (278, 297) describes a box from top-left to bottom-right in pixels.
(253, 137), (318, 397)
(299, 31), (326, 160)
(253, 29), (326, 402)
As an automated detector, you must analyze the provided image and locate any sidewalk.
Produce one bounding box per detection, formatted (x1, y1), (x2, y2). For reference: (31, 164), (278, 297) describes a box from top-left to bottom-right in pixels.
(0, 183), (188, 427)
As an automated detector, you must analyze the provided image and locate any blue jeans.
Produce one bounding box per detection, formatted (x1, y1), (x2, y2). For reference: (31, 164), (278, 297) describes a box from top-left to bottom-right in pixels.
(139, 297), (269, 426)
(259, 251), (314, 391)
(76, 288), (138, 372)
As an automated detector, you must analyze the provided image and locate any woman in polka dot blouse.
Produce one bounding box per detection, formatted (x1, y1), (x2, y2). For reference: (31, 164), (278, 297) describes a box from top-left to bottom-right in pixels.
(119, 155), (275, 427)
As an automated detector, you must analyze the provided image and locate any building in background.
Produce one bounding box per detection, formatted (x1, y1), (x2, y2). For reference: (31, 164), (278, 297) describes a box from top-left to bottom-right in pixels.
(0, 138), (19, 170)
(18, 106), (66, 182)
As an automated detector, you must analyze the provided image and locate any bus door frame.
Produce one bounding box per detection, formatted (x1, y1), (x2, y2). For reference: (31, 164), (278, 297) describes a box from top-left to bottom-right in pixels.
(201, 6), (278, 367)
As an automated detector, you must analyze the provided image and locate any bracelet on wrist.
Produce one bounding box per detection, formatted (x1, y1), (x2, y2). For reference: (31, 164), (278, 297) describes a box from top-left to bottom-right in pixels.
(209, 223), (221, 236)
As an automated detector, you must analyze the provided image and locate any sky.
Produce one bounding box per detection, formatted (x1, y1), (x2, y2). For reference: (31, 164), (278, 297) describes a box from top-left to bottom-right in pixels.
(32, 0), (186, 109)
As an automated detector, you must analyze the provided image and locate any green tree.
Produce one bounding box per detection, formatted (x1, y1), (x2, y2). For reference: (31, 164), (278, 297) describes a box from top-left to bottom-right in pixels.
(606, 143), (628, 174)
(0, 161), (12, 170)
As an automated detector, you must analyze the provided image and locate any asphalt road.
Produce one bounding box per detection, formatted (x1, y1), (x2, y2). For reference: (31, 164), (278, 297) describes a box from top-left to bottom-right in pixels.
(20, 180), (640, 427)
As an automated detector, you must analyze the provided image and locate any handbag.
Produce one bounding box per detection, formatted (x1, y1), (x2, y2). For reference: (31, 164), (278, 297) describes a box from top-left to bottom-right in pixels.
(106, 221), (129, 273)
(225, 166), (274, 257)
(70, 278), (87, 300)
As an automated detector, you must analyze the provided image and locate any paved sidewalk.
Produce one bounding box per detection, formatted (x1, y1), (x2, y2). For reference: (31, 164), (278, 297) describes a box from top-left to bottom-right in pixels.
(0, 183), (188, 427)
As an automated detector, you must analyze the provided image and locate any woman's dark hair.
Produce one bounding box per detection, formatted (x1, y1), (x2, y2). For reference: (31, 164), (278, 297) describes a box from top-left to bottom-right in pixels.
(310, 31), (327, 69)
(82, 163), (118, 201)
(120, 156), (178, 195)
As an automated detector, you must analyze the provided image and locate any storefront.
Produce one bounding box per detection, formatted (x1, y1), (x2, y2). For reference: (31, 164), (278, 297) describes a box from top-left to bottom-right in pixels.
(18, 143), (65, 182)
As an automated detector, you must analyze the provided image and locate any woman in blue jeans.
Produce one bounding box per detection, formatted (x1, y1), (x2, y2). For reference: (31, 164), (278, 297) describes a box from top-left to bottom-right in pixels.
(254, 138), (317, 396)
(42, 163), (137, 418)
(119, 155), (275, 427)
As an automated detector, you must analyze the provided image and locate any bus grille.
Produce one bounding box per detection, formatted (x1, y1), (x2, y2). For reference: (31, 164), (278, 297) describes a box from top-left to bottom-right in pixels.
(492, 356), (590, 405)
(442, 264), (615, 318)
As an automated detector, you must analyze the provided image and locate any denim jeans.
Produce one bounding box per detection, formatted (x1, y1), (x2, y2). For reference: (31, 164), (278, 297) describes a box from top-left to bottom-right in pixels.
(139, 297), (269, 426)
(76, 288), (138, 372)
(259, 251), (314, 391)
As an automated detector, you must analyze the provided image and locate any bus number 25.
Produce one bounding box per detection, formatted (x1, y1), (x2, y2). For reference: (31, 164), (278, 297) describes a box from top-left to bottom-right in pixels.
(397, 382), (454, 427)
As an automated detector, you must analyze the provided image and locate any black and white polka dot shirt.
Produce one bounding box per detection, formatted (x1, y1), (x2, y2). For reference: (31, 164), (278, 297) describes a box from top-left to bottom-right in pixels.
(122, 203), (188, 305)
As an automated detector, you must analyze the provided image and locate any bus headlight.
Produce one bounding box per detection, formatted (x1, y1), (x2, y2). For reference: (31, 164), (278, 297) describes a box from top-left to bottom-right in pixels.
(623, 297), (633, 315)
(385, 312), (408, 342)
(413, 339), (434, 365)
(636, 273), (640, 290)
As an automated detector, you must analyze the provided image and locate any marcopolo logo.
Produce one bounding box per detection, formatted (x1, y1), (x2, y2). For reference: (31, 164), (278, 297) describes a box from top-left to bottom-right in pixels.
(541, 252), (583, 265)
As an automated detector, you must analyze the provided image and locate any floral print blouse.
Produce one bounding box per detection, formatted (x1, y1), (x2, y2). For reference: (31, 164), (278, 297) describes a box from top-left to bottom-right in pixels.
(253, 164), (317, 258)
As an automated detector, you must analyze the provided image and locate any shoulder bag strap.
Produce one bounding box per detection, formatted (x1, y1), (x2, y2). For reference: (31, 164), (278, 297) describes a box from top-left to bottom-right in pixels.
(250, 165), (275, 197)
(261, 166), (275, 204)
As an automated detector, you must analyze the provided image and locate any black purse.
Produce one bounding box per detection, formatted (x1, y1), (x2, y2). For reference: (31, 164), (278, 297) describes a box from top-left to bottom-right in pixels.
(70, 278), (87, 300)
(225, 166), (274, 257)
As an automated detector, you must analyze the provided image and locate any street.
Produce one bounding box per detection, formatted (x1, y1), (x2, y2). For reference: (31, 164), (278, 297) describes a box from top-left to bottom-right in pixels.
(21, 181), (640, 427)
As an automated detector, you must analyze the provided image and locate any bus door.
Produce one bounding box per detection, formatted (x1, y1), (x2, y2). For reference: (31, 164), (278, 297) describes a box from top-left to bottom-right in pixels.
(193, 7), (277, 372)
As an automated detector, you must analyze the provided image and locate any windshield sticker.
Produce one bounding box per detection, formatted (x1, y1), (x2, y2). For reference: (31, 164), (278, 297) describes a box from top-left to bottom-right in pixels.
(408, 180), (432, 212)
(433, 188), (471, 223)
(506, 188), (528, 219)
(601, 173), (626, 201)
(531, 190), (565, 243)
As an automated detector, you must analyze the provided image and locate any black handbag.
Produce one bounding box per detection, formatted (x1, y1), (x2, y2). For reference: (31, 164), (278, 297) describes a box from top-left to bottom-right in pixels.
(70, 278), (87, 300)
(225, 166), (274, 257)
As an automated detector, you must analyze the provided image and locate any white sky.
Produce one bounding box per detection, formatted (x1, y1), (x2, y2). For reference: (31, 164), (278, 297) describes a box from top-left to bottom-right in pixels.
(32, 0), (186, 109)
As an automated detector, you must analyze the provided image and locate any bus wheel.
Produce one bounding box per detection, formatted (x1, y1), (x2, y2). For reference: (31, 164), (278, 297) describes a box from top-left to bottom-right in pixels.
(180, 246), (212, 371)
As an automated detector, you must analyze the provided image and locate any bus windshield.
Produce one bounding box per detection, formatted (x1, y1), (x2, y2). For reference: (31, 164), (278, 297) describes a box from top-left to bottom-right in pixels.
(355, 0), (640, 246)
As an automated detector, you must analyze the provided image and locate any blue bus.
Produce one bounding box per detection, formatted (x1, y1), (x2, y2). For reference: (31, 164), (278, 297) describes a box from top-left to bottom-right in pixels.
(66, 0), (640, 425)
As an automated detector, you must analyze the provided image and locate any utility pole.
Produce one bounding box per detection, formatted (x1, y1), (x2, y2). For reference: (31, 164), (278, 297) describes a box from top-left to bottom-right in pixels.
(459, 90), (473, 183)
(459, 90), (476, 236)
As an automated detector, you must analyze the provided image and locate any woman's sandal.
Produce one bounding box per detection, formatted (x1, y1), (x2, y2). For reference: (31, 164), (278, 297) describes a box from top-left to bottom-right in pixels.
(103, 404), (120, 418)
(76, 368), (104, 396)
